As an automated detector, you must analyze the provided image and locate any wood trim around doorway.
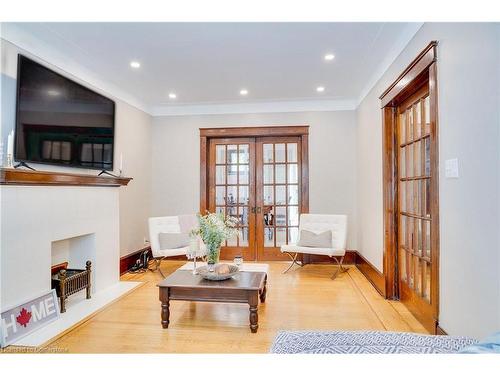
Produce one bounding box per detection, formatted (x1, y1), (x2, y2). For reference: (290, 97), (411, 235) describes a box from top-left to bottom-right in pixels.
(380, 41), (440, 333)
(199, 126), (309, 214)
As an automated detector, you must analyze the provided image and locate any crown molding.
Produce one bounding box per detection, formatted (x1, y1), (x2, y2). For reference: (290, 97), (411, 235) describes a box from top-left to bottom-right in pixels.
(150, 98), (356, 116)
(356, 22), (424, 107)
(0, 23), (152, 115)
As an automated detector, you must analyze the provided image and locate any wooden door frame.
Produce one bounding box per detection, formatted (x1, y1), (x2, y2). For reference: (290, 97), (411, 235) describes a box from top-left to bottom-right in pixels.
(200, 126), (309, 214)
(379, 41), (440, 332)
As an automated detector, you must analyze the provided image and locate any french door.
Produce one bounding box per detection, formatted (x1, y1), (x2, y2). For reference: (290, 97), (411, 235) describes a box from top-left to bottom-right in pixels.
(256, 137), (302, 261)
(397, 84), (437, 331)
(203, 127), (309, 261)
(208, 138), (256, 260)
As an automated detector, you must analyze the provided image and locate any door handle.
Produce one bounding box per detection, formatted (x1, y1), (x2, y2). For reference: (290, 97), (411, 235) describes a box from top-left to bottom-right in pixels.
(256, 207), (262, 214)
(251, 207), (262, 214)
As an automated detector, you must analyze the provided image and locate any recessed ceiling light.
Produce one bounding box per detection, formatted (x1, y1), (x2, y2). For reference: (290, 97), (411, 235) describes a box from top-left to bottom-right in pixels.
(240, 89), (248, 96)
(130, 61), (141, 69)
(316, 86), (325, 93)
(168, 93), (177, 99)
(46, 89), (60, 96)
(324, 54), (335, 61)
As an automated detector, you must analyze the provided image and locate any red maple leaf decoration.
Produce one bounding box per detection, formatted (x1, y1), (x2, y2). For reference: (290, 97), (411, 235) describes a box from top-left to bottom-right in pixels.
(16, 308), (32, 327)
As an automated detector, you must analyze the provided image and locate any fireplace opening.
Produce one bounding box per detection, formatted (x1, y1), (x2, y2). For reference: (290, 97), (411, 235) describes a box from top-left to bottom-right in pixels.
(51, 234), (96, 312)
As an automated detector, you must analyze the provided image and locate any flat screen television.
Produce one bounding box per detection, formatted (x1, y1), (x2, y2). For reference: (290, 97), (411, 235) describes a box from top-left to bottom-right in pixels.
(15, 55), (115, 170)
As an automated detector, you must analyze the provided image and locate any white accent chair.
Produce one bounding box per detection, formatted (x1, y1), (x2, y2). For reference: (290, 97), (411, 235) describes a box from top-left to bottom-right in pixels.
(280, 214), (348, 279)
(148, 215), (206, 277)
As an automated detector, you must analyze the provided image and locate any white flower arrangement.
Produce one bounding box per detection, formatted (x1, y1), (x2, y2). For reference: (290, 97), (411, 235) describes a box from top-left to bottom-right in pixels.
(191, 212), (239, 263)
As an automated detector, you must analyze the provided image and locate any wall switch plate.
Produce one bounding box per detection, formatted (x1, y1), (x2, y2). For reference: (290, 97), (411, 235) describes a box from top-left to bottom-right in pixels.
(445, 158), (459, 178)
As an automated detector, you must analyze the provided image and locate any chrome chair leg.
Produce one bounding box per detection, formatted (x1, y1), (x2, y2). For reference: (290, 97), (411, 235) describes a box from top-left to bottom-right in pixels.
(331, 256), (347, 280)
(149, 257), (166, 278)
(282, 252), (303, 273)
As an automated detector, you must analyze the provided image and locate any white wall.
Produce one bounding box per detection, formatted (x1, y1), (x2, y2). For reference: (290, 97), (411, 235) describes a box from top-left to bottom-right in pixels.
(356, 23), (500, 338)
(151, 111), (358, 249)
(0, 39), (152, 256)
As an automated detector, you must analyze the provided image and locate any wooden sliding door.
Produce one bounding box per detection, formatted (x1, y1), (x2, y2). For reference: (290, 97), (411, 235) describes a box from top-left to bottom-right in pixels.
(201, 126), (309, 261)
(380, 42), (439, 333)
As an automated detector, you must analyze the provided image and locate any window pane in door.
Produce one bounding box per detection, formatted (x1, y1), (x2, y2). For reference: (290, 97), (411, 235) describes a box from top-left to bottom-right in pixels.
(424, 96), (430, 135)
(239, 228), (248, 246)
(275, 164), (286, 184)
(226, 186), (237, 206)
(227, 145), (238, 164)
(287, 164), (298, 183)
(216, 145), (226, 164)
(216, 186), (225, 205)
(216, 166), (225, 185)
(288, 206), (299, 226)
(239, 164), (249, 184)
(239, 186), (249, 205)
(263, 144), (273, 163)
(263, 165), (273, 184)
(400, 248), (407, 282)
(239, 206), (248, 226)
(287, 143), (298, 162)
(399, 113), (406, 145)
(227, 165), (238, 184)
(227, 234), (237, 246)
(264, 228), (274, 247)
(415, 103), (421, 138)
(275, 185), (286, 205)
(288, 185), (298, 204)
(263, 186), (273, 205)
(275, 207), (286, 226)
(275, 144), (286, 162)
(238, 144), (249, 164)
(276, 228), (286, 246)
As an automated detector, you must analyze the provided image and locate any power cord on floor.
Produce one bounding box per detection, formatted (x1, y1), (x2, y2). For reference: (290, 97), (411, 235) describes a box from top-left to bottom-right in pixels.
(128, 250), (150, 273)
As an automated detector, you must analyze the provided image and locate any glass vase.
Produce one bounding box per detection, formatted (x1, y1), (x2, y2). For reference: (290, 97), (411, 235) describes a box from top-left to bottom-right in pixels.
(207, 243), (221, 265)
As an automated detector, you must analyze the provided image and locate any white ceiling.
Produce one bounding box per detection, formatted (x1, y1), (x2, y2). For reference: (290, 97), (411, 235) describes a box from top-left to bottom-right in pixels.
(2, 22), (422, 115)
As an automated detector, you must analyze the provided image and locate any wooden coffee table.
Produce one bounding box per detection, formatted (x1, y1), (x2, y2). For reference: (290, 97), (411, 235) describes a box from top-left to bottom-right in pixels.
(157, 270), (267, 333)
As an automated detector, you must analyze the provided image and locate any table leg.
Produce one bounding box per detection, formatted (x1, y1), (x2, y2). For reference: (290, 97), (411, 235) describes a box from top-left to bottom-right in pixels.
(248, 293), (258, 333)
(160, 287), (170, 329)
(260, 275), (267, 303)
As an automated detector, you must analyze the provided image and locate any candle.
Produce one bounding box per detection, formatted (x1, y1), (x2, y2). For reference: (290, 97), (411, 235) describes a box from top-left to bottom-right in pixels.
(7, 130), (13, 157)
(189, 239), (200, 255)
(6, 130), (14, 166)
(119, 153), (123, 172)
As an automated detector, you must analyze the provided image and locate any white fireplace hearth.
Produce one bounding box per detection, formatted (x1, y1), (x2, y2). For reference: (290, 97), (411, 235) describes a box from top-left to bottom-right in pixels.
(1, 183), (140, 346)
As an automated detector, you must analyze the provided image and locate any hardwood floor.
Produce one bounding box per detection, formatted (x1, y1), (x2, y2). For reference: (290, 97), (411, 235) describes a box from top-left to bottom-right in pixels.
(44, 261), (428, 353)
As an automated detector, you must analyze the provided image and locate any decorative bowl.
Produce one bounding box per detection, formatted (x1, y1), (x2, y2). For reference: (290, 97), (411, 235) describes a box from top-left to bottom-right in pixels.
(197, 263), (239, 281)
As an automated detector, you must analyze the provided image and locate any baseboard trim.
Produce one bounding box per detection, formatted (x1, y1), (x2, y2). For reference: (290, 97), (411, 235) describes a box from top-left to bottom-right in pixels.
(119, 246), (151, 275)
(354, 251), (386, 298)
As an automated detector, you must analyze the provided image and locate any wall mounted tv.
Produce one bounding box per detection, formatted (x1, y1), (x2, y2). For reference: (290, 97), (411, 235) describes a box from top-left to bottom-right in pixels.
(15, 55), (116, 170)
